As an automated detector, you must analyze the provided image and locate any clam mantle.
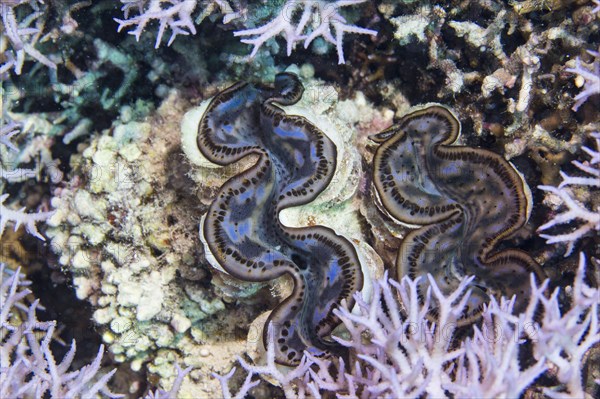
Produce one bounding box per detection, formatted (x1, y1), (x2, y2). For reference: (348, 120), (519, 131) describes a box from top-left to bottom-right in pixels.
(193, 73), (365, 365)
(371, 104), (545, 323)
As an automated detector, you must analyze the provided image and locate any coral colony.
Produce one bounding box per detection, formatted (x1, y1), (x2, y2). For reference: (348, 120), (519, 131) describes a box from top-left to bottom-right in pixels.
(1, 1), (599, 398)
(114, 0), (377, 63)
(217, 253), (598, 399)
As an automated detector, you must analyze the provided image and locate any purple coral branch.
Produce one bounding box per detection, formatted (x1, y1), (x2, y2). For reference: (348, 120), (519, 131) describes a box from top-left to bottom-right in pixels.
(0, 194), (55, 240)
(0, 121), (21, 152)
(532, 253), (599, 397)
(234, 10), (305, 58)
(113, 0), (376, 63)
(114, 0), (198, 48)
(114, 0), (237, 49)
(212, 367), (260, 399)
(1, 264), (123, 397)
(144, 362), (193, 399)
(1, 118), (58, 241)
(215, 254), (599, 398)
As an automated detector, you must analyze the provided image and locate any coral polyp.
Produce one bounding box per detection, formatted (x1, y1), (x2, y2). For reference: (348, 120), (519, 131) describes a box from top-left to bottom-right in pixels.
(197, 73), (363, 365)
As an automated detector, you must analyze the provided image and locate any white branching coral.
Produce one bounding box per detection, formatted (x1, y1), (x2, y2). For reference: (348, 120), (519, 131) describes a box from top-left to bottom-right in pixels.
(447, 296), (548, 398)
(0, 120), (55, 240)
(0, 264), (122, 398)
(566, 49), (600, 111)
(451, 252), (599, 399)
(114, 0), (376, 63)
(213, 323), (338, 399)
(114, 0), (239, 49)
(234, 0), (377, 64)
(333, 273), (472, 398)
(0, 194), (54, 240)
(526, 253), (599, 398)
(538, 132), (600, 256)
(215, 255), (599, 398)
(0, 0), (56, 75)
(0, 121), (19, 152)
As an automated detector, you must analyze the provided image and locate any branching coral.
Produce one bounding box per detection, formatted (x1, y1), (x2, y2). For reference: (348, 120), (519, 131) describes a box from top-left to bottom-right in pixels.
(451, 253), (599, 398)
(234, 0), (377, 64)
(216, 254), (599, 398)
(333, 272), (473, 398)
(0, 0), (56, 75)
(0, 121), (19, 151)
(0, 120), (55, 240)
(114, 0), (377, 63)
(0, 264), (122, 398)
(524, 254), (599, 398)
(565, 49), (600, 111)
(538, 132), (600, 256)
(114, 0), (238, 49)
(144, 363), (192, 399)
(214, 323), (340, 399)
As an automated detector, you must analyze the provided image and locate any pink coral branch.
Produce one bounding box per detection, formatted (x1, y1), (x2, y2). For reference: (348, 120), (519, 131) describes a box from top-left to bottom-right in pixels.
(0, 0), (56, 74)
